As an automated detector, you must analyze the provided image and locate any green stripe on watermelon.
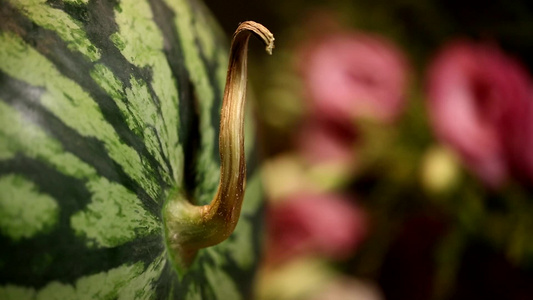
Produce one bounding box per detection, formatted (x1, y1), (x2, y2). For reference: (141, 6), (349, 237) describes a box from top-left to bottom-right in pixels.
(0, 94), (163, 258)
(0, 99), (96, 179)
(62, 0), (89, 4)
(90, 63), (178, 186)
(70, 177), (160, 248)
(110, 0), (185, 185)
(0, 174), (59, 241)
(8, 0), (101, 62)
(0, 253), (166, 300)
(164, 0), (220, 206)
(0, 31), (163, 201)
(181, 0), (229, 163)
(1, 0), (172, 191)
(0, 72), (161, 219)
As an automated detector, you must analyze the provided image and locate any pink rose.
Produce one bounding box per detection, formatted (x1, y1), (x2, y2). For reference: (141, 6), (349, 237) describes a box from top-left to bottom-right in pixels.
(265, 193), (367, 265)
(298, 31), (409, 123)
(426, 41), (533, 186)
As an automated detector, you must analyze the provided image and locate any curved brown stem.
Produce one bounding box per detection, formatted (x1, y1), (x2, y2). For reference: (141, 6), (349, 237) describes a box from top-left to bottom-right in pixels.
(164, 21), (274, 267)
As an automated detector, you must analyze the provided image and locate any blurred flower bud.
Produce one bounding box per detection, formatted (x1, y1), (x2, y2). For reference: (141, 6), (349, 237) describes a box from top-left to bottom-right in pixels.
(262, 154), (322, 201)
(426, 41), (533, 187)
(308, 277), (384, 300)
(266, 193), (367, 265)
(256, 257), (336, 300)
(421, 146), (461, 194)
(298, 31), (409, 123)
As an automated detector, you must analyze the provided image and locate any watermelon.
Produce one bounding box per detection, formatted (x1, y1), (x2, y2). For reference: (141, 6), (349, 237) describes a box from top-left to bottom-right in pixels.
(0, 0), (273, 299)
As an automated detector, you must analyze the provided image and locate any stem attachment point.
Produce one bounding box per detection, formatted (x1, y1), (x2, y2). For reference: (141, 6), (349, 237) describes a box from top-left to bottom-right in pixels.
(164, 21), (274, 268)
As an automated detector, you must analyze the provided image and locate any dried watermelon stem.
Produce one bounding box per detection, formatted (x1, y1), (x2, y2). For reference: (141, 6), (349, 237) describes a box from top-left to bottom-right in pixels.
(165, 21), (274, 268)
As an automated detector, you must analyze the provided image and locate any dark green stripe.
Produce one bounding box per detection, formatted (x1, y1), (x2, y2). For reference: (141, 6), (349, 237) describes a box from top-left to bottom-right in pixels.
(191, 24), (223, 166)
(0, 155), (111, 286)
(45, 0), (91, 25)
(185, 6), (223, 166)
(0, 1), (168, 194)
(154, 261), (176, 299)
(148, 0), (193, 148)
(0, 157), (163, 286)
(79, 0), (175, 178)
(0, 71), (115, 184)
(0, 229), (163, 288)
(0, 154), (92, 228)
(148, 0), (207, 199)
(0, 71), (161, 218)
(202, 47), (223, 165)
(186, 0), (229, 166)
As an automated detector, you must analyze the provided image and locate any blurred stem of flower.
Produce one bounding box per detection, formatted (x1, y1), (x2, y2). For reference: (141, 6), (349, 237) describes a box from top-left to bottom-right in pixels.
(433, 228), (467, 300)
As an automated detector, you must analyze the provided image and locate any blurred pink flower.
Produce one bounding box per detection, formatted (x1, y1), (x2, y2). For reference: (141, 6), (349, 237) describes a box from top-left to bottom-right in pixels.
(266, 193), (367, 265)
(500, 72), (533, 186)
(297, 117), (358, 166)
(298, 31), (409, 123)
(427, 41), (533, 186)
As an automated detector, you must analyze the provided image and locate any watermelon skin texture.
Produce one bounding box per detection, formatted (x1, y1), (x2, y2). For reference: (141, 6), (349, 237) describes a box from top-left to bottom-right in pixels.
(0, 0), (263, 299)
